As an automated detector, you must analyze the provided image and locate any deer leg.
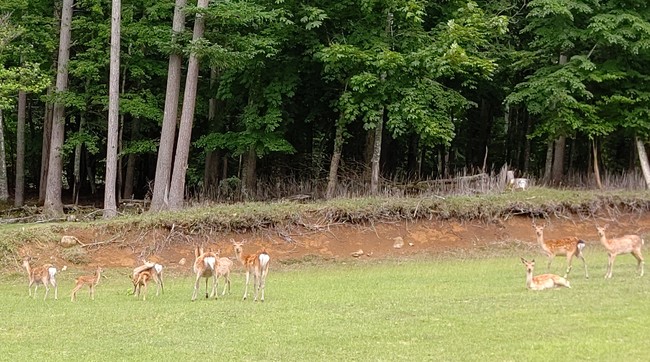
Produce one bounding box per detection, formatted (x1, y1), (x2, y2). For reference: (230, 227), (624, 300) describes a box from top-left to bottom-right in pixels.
(243, 270), (250, 300)
(204, 277), (209, 299)
(606, 254), (616, 279)
(43, 282), (50, 301)
(253, 272), (260, 302)
(33, 284), (38, 299)
(222, 273), (230, 296)
(260, 268), (268, 302)
(191, 274), (201, 301)
(577, 254), (589, 279)
(210, 274), (218, 299)
(52, 280), (58, 300)
(563, 255), (573, 279)
(632, 250), (644, 277)
(142, 282), (148, 301)
(90, 285), (95, 300)
(546, 255), (554, 271)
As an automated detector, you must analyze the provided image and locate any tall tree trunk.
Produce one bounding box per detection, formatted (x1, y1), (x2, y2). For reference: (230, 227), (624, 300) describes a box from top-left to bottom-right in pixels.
(592, 139), (603, 189)
(551, 136), (566, 184)
(123, 118), (140, 199)
(0, 110), (8, 201)
(39, 87), (53, 204)
(44, 0), (73, 218)
(241, 146), (257, 199)
(326, 114), (346, 199)
(149, 0), (187, 212)
(103, 0), (121, 219)
(370, 107), (384, 195)
(168, 0), (209, 210)
(636, 137), (650, 189)
(203, 67), (219, 195)
(73, 113), (86, 205)
(15, 91), (27, 206)
(543, 141), (553, 183)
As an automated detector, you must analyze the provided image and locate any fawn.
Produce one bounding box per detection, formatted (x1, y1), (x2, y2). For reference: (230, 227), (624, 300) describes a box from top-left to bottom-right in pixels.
(215, 254), (233, 296)
(131, 262), (164, 300)
(71, 266), (103, 301)
(521, 258), (571, 290)
(232, 240), (270, 302)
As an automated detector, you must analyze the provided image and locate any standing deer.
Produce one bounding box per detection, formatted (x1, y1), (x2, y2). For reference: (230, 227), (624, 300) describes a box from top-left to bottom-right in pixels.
(131, 261), (164, 300)
(215, 253), (233, 296)
(521, 258), (571, 290)
(596, 225), (644, 278)
(71, 266), (103, 301)
(22, 257), (59, 300)
(533, 223), (588, 279)
(232, 240), (270, 302)
(191, 247), (219, 301)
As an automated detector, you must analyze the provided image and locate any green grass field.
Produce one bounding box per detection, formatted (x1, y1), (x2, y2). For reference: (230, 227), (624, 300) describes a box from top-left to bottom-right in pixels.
(1, 251), (649, 361)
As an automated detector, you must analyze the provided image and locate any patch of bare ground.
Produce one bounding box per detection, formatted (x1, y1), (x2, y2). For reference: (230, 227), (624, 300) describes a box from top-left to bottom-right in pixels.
(12, 212), (650, 274)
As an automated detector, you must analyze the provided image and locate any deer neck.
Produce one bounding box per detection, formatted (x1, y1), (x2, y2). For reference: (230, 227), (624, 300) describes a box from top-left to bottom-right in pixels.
(525, 269), (535, 289)
(94, 270), (102, 284)
(23, 262), (31, 276)
(598, 234), (609, 247)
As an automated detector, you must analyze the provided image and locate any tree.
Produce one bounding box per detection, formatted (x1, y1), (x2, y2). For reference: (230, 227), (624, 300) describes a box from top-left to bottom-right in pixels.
(43, 0), (73, 218)
(149, 0), (186, 212)
(103, 0), (121, 219)
(168, 0), (210, 209)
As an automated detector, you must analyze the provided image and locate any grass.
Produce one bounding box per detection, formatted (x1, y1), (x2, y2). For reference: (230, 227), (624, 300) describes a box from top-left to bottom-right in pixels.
(1, 250), (649, 361)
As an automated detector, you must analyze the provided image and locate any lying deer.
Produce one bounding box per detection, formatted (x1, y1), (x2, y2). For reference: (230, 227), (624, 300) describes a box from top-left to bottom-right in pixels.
(22, 257), (59, 300)
(521, 258), (571, 290)
(596, 225), (644, 278)
(191, 247), (218, 301)
(71, 266), (103, 301)
(533, 223), (588, 278)
(131, 262), (164, 300)
(232, 240), (271, 302)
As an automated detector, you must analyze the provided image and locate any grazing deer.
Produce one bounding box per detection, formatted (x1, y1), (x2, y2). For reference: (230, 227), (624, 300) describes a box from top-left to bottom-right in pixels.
(521, 258), (571, 290)
(131, 261), (164, 300)
(232, 240), (271, 302)
(215, 253), (233, 296)
(22, 257), (59, 300)
(596, 225), (644, 278)
(191, 247), (219, 301)
(71, 266), (103, 301)
(533, 223), (588, 279)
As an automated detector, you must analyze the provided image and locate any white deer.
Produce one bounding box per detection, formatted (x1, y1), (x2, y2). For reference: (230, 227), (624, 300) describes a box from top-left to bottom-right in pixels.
(232, 240), (270, 301)
(191, 247), (218, 301)
(596, 225), (644, 278)
(521, 258), (571, 290)
(22, 257), (59, 300)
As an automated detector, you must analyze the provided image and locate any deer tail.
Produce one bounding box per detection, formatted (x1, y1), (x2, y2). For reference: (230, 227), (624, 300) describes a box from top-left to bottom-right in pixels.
(259, 253), (270, 268)
(577, 240), (586, 253)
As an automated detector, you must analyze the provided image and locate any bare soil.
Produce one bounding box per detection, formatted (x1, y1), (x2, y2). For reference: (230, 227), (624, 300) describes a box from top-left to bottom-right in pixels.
(17, 213), (650, 272)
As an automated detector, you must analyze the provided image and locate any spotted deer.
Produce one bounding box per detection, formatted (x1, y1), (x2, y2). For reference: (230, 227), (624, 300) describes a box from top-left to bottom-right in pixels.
(22, 257), (59, 300)
(215, 252), (233, 296)
(71, 266), (103, 301)
(596, 225), (644, 278)
(533, 223), (588, 279)
(191, 247), (218, 301)
(232, 240), (270, 302)
(521, 258), (571, 290)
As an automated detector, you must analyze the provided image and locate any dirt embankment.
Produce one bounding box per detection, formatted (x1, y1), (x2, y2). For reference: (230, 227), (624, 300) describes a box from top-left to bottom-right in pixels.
(17, 213), (650, 271)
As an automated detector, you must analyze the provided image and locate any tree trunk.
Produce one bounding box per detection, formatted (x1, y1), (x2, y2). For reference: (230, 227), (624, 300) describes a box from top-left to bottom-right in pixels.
(15, 90), (27, 206)
(326, 114), (346, 199)
(592, 139), (603, 189)
(241, 146), (257, 199)
(203, 67), (220, 195)
(44, 0), (73, 218)
(123, 118), (140, 199)
(73, 113), (86, 204)
(39, 87), (53, 204)
(636, 137), (650, 189)
(0, 110), (8, 201)
(543, 141), (553, 183)
(370, 108), (384, 195)
(168, 0), (210, 210)
(149, 0), (187, 212)
(103, 0), (121, 219)
(551, 136), (566, 184)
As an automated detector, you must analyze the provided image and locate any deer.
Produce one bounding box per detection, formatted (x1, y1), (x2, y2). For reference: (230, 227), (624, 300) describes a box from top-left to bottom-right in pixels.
(521, 258), (571, 290)
(596, 225), (644, 278)
(191, 247), (219, 301)
(232, 239), (271, 302)
(22, 257), (59, 300)
(71, 266), (103, 302)
(215, 252), (233, 296)
(131, 261), (164, 300)
(533, 222), (588, 279)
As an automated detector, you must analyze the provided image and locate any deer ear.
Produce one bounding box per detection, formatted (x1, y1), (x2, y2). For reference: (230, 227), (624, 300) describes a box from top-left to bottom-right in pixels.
(520, 257), (526, 264)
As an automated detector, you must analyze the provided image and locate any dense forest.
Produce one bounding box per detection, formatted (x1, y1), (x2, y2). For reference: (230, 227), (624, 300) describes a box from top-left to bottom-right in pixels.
(0, 0), (648, 217)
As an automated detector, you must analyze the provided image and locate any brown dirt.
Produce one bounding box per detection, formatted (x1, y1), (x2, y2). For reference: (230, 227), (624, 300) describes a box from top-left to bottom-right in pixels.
(17, 213), (650, 272)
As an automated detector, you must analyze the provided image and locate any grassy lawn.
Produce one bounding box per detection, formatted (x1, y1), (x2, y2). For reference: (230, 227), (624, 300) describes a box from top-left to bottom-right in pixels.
(1, 250), (649, 361)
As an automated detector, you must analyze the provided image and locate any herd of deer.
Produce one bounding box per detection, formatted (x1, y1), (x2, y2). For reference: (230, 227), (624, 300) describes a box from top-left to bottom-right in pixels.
(20, 239), (271, 302)
(522, 223), (645, 290)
